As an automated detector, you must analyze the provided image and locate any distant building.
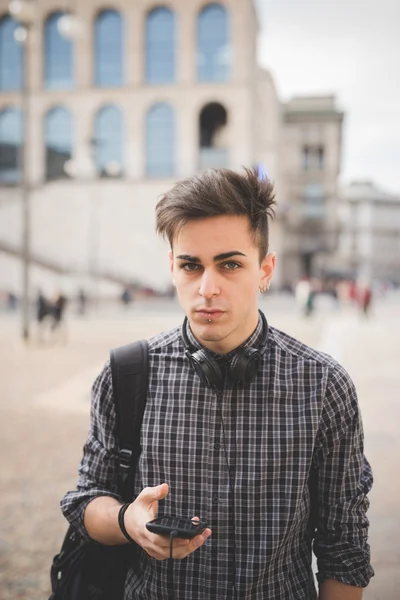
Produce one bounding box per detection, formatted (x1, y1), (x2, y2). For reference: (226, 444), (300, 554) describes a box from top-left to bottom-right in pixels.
(0, 0), (343, 295)
(336, 181), (400, 285)
(277, 96), (344, 287)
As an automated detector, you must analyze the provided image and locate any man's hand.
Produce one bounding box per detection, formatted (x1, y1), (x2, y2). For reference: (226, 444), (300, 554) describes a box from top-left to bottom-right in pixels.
(124, 483), (212, 560)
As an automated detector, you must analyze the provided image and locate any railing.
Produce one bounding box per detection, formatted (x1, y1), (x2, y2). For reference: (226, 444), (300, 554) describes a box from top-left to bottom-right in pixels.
(0, 239), (137, 287)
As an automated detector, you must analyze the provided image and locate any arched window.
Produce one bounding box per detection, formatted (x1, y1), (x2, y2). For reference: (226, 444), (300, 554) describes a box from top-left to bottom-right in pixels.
(44, 12), (74, 89)
(146, 103), (175, 178)
(146, 7), (176, 84)
(0, 16), (23, 91)
(197, 4), (231, 82)
(0, 107), (23, 183)
(44, 107), (73, 180)
(199, 102), (229, 170)
(93, 105), (124, 176)
(94, 10), (124, 87)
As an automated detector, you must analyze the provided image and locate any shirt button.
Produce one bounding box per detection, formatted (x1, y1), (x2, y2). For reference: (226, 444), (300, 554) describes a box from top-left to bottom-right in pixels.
(214, 441), (220, 450)
(212, 496), (219, 505)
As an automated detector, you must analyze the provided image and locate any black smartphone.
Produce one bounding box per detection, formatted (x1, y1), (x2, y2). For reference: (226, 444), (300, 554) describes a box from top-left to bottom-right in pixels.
(146, 516), (208, 539)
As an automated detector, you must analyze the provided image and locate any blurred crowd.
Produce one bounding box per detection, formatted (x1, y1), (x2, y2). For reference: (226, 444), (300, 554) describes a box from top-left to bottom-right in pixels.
(0, 277), (396, 344)
(293, 277), (378, 318)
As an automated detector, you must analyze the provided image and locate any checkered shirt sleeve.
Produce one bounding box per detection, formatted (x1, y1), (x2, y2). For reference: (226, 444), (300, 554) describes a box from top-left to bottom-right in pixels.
(60, 361), (120, 540)
(313, 362), (374, 587)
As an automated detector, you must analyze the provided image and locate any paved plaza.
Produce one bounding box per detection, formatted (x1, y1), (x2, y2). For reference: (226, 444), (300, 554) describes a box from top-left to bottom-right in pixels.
(0, 294), (399, 599)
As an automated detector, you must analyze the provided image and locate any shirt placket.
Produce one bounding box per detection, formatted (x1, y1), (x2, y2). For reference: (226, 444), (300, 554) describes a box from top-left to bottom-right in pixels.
(206, 383), (237, 600)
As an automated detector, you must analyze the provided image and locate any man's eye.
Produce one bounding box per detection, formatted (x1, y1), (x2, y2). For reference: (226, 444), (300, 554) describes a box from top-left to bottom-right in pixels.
(181, 263), (200, 271)
(223, 262), (240, 270)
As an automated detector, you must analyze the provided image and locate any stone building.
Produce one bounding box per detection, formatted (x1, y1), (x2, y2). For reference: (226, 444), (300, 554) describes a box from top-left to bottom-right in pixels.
(0, 0), (343, 296)
(337, 181), (400, 285)
(278, 96), (344, 287)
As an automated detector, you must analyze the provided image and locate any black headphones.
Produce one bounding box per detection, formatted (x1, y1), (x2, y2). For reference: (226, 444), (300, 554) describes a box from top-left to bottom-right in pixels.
(181, 310), (269, 389)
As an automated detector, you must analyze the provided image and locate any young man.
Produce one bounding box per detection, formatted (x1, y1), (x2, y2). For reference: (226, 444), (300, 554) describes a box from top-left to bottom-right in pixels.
(61, 168), (373, 599)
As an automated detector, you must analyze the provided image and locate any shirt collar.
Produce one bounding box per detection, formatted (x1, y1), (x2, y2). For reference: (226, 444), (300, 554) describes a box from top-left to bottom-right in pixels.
(184, 312), (265, 360)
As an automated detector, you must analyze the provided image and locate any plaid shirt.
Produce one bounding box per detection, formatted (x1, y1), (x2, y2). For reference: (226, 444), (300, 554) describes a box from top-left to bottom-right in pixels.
(61, 315), (374, 599)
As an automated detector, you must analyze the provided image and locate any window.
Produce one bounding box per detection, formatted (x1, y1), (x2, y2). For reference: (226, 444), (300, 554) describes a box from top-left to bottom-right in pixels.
(44, 107), (73, 180)
(146, 103), (175, 178)
(303, 183), (325, 219)
(197, 4), (231, 82)
(0, 107), (23, 184)
(44, 12), (74, 89)
(199, 103), (229, 171)
(146, 7), (176, 84)
(94, 10), (124, 87)
(93, 105), (124, 176)
(302, 146), (325, 170)
(0, 16), (23, 90)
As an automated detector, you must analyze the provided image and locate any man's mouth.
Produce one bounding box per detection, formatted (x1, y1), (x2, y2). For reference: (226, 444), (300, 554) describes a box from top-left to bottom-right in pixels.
(196, 309), (225, 321)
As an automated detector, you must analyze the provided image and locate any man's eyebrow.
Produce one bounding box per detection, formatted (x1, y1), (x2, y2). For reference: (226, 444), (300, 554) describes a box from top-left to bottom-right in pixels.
(176, 254), (201, 263)
(213, 251), (246, 262)
(176, 251), (246, 263)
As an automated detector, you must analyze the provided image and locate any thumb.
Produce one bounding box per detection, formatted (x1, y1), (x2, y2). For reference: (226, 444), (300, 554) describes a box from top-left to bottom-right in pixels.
(139, 483), (169, 507)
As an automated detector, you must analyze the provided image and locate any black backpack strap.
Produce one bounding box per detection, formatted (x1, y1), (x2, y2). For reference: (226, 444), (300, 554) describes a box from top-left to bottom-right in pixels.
(110, 339), (149, 502)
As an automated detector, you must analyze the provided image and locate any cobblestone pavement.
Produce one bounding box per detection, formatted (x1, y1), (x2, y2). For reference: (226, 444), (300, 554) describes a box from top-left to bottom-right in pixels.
(0, 295), (398, 599)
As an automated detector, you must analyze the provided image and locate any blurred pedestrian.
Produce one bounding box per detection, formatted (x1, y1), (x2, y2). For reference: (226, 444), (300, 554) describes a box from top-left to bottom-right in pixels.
(36, 289), (50, 344)
(305, 285), (316, 317)
(51, 292), (68, 343)
(6, 291), (17, 311)
(359, 283), (373, 318)
(295, 277), (311, 315)
(121, 287), (132, 306)
(77, 288), (87, 315)
(348, 280), (358, 304)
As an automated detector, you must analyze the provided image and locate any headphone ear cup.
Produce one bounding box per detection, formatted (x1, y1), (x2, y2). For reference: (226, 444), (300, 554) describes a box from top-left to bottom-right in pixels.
(190, 349), (223, 389)
(230, 348), (261, 386)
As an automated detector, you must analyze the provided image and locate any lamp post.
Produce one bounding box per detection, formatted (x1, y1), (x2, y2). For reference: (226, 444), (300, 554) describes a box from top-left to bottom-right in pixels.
(8, 0), (35, 342)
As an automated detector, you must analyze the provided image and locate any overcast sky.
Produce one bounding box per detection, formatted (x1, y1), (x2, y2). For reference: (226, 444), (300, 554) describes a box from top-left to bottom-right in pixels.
(255, 0), (400, 193)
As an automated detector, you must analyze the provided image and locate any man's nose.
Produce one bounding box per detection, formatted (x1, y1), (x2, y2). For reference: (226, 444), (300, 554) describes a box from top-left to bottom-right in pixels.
(198, 271), (220, 299)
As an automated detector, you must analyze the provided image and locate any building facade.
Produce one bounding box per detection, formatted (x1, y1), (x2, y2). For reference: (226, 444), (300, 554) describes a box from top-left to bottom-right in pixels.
(0, 0), (342, 297)
(277, 96), (344, 287)
(337, 181), (400, 285)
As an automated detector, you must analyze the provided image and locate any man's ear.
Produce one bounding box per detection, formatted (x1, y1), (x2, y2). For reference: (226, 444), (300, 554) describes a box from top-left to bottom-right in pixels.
(260, 252), (276, 288)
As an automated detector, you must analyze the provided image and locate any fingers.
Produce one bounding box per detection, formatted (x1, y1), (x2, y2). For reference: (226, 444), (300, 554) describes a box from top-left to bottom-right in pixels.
(138, 483), (169, 508)
(133, 487), (211, 561)
(189, 528), (212, 553)
(145, 528), (212, 561)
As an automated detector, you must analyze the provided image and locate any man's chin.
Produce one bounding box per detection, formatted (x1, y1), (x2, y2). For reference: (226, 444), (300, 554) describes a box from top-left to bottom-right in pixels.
(199, 331), (225, 343)
(192, 322), (228, 343)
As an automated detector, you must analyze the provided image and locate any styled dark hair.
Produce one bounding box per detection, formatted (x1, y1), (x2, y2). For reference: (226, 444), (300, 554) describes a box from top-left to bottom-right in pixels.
(155, 167), (276, 261)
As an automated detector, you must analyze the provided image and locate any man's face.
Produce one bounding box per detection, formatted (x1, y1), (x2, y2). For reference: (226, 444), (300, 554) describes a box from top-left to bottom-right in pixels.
(170, 214), (275, 354)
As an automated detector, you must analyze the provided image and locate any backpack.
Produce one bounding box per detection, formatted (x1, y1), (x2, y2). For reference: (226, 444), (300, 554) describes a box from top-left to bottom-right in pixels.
(49, 340), (149, 600)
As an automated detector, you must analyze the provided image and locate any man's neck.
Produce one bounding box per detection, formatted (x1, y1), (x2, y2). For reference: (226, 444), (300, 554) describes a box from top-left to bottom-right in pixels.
(190, 312), (260, 355)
